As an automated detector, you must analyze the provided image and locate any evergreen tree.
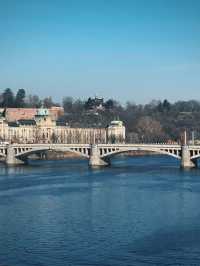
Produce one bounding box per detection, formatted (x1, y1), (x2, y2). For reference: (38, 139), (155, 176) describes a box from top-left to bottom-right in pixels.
(2, 88), (14, 107)
(105, 99), (114, 110)
(15, 89), (26, 107)
(163, 99), (171, 112)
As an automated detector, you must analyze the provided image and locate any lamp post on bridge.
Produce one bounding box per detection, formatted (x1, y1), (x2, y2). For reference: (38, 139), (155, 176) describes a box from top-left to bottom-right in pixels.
(184, 130), (187, 145)
(192, 131), (195, 145)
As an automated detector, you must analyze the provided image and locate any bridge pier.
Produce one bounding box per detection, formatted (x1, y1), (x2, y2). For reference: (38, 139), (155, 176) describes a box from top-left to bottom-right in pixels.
(181, 145), (197, 169)
(6, 145), (25, 166)
(89, 144), (109, 168)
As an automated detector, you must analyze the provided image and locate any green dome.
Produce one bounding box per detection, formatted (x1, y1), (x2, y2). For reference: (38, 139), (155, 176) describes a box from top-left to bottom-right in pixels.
(36, 108), (49, 116)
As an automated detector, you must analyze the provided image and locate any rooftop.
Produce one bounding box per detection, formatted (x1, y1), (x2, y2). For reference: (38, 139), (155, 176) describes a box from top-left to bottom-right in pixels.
(18, 119), (36, 126)
(109, 120), (124, 127)
(36, 108), (49, 116)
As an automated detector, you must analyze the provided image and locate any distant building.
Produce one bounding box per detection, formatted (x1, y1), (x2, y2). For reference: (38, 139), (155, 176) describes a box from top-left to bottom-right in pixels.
(49, 106), (64, 120)
(0, 108), (125, 144)
(93, 96), (104, 110)
(35, 108), (56, 127)
(5, 108), (37, 122)
(4, 106), (64, 122)
(107, 120), (126, 143)
(85, 96), (105, 112)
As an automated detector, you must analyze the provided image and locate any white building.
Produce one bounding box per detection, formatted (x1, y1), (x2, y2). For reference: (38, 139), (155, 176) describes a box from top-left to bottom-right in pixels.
(106, 120), (126, 143)
(0, 109), (125, 144)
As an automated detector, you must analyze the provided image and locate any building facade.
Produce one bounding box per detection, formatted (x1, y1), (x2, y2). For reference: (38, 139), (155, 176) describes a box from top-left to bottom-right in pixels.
(106, 120), (126, 143)
(3, 107), (64, 122)
(0, 109), (125, 144)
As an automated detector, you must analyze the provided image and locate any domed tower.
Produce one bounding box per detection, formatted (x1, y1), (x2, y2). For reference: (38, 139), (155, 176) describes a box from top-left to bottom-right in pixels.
(106, 120), (126, 143)
(35, 108), (56, 127)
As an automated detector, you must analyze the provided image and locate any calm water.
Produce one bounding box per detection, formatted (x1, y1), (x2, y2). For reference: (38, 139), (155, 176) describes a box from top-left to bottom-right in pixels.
(0, 155), (200, 266)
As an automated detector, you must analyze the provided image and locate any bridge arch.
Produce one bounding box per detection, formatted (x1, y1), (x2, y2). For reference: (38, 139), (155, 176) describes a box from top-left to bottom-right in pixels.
(0, 152), (6, 158)
(190, 154), (200, 161)
(0, 147), (7, 158)
(15, 146), (90, 159)
(100, 147), (181, 160)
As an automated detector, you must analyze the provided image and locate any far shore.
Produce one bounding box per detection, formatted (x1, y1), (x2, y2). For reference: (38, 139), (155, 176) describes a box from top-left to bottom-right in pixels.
(31, 150), (159, 161)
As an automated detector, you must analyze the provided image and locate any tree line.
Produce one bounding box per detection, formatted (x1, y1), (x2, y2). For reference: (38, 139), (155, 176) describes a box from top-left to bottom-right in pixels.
(62, 97), (200, 143)
(1, 88), (200, 143)
(0, 88), (59, 108)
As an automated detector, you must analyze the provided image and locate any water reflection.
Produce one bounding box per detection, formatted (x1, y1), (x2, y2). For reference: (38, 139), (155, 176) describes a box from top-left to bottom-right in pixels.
(0, 156), (200, 266)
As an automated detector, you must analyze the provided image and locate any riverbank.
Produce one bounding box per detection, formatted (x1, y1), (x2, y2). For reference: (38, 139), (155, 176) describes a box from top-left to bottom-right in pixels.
(35, 150), (158, 160)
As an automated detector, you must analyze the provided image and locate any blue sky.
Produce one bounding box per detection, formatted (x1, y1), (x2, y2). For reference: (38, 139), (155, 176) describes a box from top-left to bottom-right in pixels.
(0, 0), (200, 103)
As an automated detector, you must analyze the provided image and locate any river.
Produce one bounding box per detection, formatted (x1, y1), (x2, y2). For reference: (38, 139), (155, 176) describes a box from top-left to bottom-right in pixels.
(0, 155), (200, 266)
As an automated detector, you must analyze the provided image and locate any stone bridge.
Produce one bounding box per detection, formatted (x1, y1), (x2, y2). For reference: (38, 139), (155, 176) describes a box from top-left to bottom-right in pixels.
(0, 143), (200, 168)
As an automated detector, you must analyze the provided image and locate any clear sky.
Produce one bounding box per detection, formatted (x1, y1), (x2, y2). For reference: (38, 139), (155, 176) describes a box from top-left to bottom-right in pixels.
(0, 0), (200, 103)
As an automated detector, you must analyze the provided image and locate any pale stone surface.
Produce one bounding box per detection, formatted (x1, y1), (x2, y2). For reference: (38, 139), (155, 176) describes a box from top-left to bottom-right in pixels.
(89, 145), (109, 167)
(6, 145), (25, 165)
(0, 115), (125, 145)
(181, 145), (196, 168)
(1, 143), (199, 169)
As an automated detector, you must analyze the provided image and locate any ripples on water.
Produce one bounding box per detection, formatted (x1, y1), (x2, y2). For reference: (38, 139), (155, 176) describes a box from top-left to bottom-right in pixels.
(0, 155), (200, 266)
